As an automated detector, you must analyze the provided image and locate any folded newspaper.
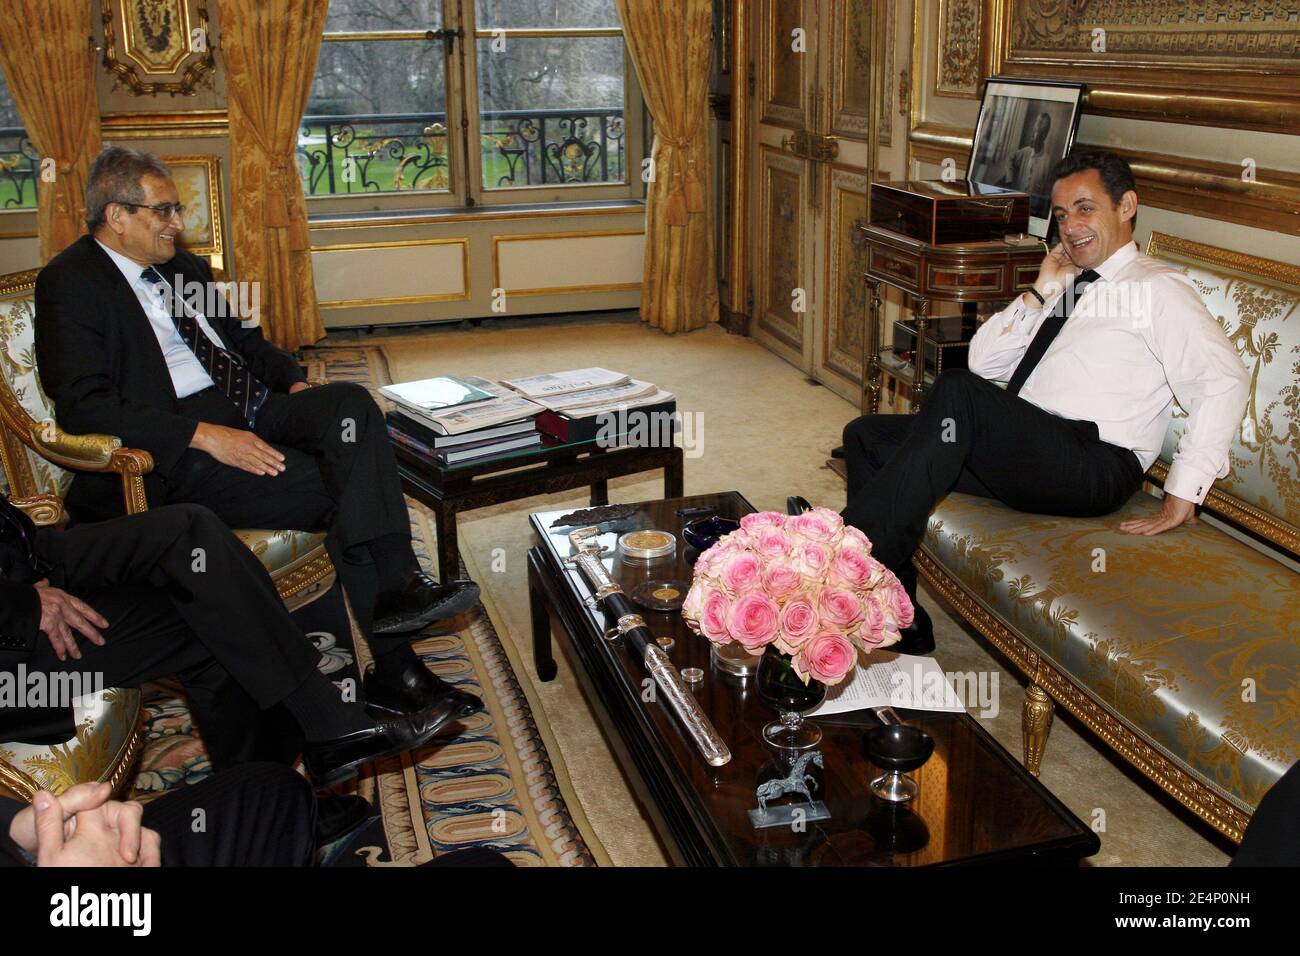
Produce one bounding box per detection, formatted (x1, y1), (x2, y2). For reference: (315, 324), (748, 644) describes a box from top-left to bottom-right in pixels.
(534, 379), (661, 413)
(388, 374), (543, 435)
(502, 367), (630, 399)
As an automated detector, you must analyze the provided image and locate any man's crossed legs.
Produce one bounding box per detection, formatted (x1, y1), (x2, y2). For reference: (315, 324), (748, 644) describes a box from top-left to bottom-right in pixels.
(837, 370), (1144, 651)
(163, 382), (481, 717)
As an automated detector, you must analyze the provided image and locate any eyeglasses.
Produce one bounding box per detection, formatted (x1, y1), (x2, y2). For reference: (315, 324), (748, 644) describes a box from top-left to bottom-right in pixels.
(113, 200), (185, 220)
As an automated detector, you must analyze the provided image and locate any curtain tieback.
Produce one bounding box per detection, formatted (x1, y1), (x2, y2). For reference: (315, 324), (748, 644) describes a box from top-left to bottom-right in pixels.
(266, 159), (310, 251)
(660, 139), (706, 227)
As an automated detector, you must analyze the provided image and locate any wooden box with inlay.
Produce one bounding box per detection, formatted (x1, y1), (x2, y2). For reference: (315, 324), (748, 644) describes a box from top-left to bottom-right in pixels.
(870, 180), (1030, 246)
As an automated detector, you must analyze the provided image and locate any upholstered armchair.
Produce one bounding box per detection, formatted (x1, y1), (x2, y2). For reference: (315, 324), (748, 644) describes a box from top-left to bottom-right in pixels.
(0, 267), (335, 799)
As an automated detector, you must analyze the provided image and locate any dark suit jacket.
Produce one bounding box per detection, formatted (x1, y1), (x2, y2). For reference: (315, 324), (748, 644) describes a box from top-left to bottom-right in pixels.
(34, 235), (306, 519)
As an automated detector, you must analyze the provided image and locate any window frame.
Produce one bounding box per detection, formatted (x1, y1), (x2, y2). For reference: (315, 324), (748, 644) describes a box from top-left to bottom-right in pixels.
(302, 2), (645, 215)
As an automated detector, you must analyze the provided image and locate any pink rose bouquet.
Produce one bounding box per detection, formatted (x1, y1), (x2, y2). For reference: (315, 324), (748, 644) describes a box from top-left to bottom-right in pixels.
(682, 508), (910, 686)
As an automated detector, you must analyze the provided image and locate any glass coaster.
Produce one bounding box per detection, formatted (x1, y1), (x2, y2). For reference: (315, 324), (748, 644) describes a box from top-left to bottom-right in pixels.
(631, 579), (689, 612)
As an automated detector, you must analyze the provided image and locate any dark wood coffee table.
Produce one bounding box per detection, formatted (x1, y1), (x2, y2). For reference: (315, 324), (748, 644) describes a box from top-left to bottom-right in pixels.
(394, 436), (683, 583)
(527, 491), (1101, 866)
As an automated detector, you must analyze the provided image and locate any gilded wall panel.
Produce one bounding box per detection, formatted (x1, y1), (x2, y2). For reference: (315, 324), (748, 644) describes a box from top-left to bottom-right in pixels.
(936, 0), (982, 97)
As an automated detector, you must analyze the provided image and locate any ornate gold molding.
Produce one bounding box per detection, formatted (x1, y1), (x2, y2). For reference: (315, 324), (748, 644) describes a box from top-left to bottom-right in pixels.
(101, 0), (217, 97)
(986, 0), (1300, 134)
(101, 109), (229, 140)
(913, 547), (1253, 843)
(936, 0), (982, 97)
(908, 123), (1300, 237)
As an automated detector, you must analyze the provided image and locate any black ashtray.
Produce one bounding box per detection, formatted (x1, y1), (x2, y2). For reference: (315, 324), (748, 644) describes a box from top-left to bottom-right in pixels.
(682, 515), (740, 551)
(863, 724), (935, 803)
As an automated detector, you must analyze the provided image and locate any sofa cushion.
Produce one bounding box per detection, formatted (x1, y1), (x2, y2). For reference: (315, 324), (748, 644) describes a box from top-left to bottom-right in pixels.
(922, 491), (1299, 812)
(234, 528), (328, 577)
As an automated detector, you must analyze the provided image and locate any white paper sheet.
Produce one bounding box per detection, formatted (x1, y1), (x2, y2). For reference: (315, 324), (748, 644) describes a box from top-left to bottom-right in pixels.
(810, 652), (967, 716)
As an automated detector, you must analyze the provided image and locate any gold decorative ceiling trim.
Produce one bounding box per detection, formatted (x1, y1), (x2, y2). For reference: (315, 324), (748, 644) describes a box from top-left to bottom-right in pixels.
(909, 123), (1300, 237)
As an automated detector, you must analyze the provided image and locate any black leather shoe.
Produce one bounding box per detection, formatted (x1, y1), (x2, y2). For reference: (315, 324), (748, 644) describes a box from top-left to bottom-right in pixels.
(363, 662), (484, 720)
(892, 602), (935, 655)
(830, 445), (845, 459)
(787, 495), (813, 516)
(301, 699), (462, 789)
(315, 792), (372, 845)
(372, 573), (481, 636)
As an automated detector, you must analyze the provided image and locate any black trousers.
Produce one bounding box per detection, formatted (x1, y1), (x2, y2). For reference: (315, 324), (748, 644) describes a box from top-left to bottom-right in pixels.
(841, 369), (1144, 578)
(165, 383), (412, 646)
(143, 762), (317, 866)
(22, 505), (320, 768)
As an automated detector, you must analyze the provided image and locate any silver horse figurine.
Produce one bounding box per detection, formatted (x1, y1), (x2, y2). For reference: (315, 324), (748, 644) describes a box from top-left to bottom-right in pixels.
(756, 751), (823, 811)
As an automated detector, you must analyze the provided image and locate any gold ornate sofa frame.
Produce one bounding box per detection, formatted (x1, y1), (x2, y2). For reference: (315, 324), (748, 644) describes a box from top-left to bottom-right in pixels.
(914, 233), (1300, 844)
(0, 267), (335, 798)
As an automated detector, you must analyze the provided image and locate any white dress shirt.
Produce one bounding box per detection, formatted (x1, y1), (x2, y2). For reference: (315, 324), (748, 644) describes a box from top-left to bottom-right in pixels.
(968, 241), (1250, 505)
(96, 239), (223, 399)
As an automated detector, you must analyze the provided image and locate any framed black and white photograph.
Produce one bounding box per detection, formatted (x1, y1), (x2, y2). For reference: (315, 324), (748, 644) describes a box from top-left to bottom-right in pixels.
(967, 78), (1086, 237)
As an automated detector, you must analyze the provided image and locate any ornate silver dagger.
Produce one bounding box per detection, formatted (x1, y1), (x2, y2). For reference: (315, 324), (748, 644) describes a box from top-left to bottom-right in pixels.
(565, 526), (731, 767)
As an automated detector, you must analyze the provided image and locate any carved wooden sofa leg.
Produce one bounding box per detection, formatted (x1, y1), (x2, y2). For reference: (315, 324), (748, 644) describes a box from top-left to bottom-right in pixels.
(1022, 684), (1055, 777)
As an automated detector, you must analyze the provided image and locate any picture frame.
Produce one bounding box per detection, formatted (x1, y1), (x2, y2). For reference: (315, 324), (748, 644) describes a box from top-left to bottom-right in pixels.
(163, 154), (225, 275)
(966, 77), (1085, 238)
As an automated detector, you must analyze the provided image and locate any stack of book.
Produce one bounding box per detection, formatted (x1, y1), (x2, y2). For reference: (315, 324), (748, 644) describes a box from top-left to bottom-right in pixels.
(502, 367), (676, 442)
(381, 375), (544, 465)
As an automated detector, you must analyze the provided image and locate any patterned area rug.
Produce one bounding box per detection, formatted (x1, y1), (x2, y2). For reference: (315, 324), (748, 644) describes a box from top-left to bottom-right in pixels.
(129, 344), (608, 867)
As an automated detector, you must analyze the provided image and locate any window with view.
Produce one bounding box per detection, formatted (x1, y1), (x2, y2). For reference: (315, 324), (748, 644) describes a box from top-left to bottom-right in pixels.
(301, 0), (634, 204)
(0, 72), (37, 211)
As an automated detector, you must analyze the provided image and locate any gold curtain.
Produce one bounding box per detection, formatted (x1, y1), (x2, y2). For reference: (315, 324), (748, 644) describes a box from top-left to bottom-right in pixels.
(0, 2), (100, 262)
(616, 0), (718, 334)
(216, 0), (328, 350)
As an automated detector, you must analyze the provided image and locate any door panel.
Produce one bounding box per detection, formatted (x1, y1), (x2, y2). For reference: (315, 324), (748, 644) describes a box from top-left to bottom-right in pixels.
(746, 0), (882, 404)
(761, 0), (807, 128)
(820, 165), (870, 386)
(756, 146), (807, 359)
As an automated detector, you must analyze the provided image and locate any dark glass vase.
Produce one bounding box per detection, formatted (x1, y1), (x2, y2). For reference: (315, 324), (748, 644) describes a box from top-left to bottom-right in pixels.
(757, 645), (827, 754)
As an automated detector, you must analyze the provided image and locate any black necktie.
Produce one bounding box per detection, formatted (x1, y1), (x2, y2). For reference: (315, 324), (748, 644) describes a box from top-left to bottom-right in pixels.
(1006, 269), (1101, 397)
(141, 266), (269, 428)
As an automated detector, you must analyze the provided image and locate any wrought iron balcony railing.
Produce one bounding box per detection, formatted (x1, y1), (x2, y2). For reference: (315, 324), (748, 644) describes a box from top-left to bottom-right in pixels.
(297, 107), (625, 196)
(0, 128), (39, 210)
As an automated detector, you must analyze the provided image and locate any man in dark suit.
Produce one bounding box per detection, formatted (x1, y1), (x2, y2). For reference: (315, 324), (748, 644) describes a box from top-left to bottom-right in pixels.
(34, 146), (479, 717)
(0, 494), (466, 791)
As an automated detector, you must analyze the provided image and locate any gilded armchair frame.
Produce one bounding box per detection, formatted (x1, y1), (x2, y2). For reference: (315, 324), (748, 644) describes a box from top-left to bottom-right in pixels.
(914, 234), (1300, 845)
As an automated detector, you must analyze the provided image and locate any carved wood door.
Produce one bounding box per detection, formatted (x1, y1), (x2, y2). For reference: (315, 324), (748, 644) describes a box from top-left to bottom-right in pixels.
(749, 0), (882, 405)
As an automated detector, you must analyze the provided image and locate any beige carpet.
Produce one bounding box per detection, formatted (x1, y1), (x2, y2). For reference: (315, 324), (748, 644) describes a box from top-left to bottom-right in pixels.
(347, 311), (1232, 867)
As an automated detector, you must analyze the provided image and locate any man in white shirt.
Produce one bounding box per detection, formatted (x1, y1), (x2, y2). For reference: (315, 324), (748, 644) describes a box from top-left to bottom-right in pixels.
(837, 151), (1250, 653)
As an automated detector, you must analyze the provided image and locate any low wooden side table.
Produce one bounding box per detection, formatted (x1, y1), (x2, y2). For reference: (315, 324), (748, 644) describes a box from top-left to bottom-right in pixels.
(860, 224), (1044, 414)
(394, 437), (684, 583)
